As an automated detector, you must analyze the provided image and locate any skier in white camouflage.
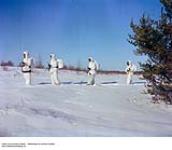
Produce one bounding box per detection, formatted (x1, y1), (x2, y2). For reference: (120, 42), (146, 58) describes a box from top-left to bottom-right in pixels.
(125, 60), (136, 85)
(48, 54), (63, 85)
(87, 57), (99, 85)
(21, 51), (32, 85)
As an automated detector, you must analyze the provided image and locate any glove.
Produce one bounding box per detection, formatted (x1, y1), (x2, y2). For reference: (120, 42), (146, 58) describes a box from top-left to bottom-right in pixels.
(48, 64), (51, 71)
(88, 67), (91, 70)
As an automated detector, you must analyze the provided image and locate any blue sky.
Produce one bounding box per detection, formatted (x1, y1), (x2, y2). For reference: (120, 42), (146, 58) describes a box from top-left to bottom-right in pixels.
(0, 0), (161, 70)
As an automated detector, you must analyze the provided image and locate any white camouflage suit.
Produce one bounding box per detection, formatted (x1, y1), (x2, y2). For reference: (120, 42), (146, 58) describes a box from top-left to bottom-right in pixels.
(21, 51), (32, 85)
(87, 57), (99, 85)
(125, 60), (136, 85)
(49, 54), (60, 85)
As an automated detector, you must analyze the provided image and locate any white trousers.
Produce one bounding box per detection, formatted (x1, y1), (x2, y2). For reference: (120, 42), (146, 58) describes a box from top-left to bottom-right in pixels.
(50, 69), (59, 85)
(23, 73), (31, 85)
(87, 71), (96, 85)
(127, 72), (133, 85)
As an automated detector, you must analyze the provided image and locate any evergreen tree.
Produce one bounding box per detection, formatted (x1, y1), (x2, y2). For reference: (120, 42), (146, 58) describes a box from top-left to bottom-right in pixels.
(128, 0), (172, 104)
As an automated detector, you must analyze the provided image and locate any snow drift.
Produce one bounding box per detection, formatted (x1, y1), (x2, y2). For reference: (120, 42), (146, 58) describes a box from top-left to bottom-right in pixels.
(0, 67), (172, 137)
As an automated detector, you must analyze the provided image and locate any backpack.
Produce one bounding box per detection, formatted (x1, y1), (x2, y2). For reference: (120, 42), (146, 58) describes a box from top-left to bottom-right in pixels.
(57, 59), (64, 69)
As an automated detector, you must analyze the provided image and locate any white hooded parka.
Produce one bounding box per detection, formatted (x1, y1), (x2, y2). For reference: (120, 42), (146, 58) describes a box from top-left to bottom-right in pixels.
(49, 54), (60, 85)
(125, 61), (136, 85)
(87, 57), (99, 85)
(22, 51), (32, 85)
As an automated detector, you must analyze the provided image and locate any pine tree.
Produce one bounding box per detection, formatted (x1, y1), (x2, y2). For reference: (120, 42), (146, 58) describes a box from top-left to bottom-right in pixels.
(128, 0), (172, 104)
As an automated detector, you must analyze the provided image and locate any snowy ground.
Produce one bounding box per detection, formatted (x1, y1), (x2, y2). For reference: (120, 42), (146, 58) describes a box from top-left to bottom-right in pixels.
(1, 67), (172, 137)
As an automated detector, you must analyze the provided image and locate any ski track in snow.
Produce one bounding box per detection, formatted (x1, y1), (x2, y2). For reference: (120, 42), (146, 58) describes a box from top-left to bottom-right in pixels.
(1, 67), (172, 136)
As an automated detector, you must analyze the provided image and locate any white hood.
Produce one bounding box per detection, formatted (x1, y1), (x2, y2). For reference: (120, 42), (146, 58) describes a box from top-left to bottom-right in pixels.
(127, 60), (132, 66)
(23, 51), (29, 59)
(50, 54), (56, 59)
(88, 57), (94, 62)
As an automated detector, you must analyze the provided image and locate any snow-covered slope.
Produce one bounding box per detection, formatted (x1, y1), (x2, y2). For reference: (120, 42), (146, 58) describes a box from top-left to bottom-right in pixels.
(0, 67), (172, 137)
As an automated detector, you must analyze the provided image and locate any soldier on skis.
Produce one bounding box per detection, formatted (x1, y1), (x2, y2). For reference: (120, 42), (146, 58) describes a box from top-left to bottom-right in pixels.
(21, 51), (33, 85)
(87, 57), (99, 85)
(48, 53), (63, 85)
(125, 60), (136, 85)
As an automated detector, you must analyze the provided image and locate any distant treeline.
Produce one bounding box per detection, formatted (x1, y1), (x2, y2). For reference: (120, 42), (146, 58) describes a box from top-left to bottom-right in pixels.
(0, 60), (142, 75)
(61, 65), (143, 75)
(0, 60), (14, 67)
